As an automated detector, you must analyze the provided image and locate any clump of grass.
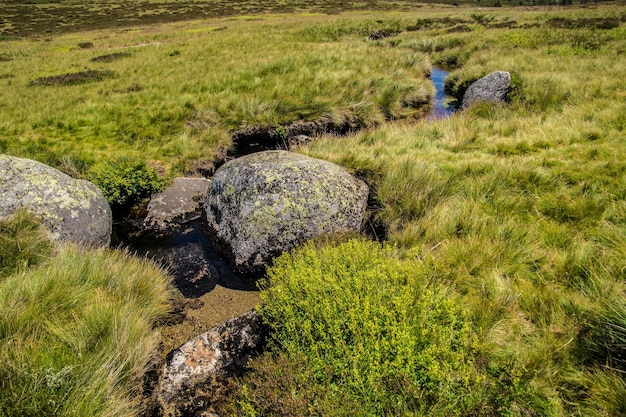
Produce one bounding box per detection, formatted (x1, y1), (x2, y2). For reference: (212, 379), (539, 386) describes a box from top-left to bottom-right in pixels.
(77, 42), (94, 49)
(29, 70), (115, 86)
(0, 213), (173, 417)
(0, 209), (53, 278)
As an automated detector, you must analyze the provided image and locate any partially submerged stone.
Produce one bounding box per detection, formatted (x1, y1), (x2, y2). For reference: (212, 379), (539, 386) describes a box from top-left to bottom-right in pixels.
(157, 310), (265, 416)
(0, 154), (112, 247)
(461, 71), (511, 109)
(203, 150), (369, 276)
(141, 177), (211, 236)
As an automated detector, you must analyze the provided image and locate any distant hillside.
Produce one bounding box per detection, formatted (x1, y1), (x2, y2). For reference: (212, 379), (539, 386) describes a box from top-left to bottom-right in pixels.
(0, 0), (610, 39)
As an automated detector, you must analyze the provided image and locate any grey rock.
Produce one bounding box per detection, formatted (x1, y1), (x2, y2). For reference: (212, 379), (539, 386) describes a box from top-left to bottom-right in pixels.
(157, 310), (265, 415)
(141, 177), (211, 236)
(461, 71), (511, 109)
(203, 150), (369, 275)
(0, 154), (111, 247)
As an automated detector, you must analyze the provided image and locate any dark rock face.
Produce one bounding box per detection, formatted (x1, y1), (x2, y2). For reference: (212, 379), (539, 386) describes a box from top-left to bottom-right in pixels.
(140, 177), (211, 237)
(157, 310), (266, 416)
(461, 71), (511, 109)
(203, 150), (369, 276)
(0, 154), (111, 247)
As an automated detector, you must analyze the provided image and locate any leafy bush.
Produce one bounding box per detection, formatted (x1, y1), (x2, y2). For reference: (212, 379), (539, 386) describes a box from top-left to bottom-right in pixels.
(87, 157), (168, 211)
(230, 239), (482, 416)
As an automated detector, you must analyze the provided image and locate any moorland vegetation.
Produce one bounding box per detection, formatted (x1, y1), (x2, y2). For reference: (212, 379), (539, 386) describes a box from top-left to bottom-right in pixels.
(1, 1), (626, 416)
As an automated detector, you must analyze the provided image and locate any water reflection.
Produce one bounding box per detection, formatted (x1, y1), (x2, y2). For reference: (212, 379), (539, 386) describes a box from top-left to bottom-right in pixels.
(124, 220), (256, 298)
(429, 67), (456, 120)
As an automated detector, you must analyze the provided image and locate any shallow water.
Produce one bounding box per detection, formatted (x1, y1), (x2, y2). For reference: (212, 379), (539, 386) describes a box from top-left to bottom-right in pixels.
(429, 67), (456, 119)
(119, 219), (261, 353)
(127, 220), (256, 298)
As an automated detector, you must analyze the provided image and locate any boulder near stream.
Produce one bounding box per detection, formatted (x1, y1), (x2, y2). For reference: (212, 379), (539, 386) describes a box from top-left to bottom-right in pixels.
(0, 154), (112, 246)
(204, 150), (369, 276)
(461, 70), (511, 109)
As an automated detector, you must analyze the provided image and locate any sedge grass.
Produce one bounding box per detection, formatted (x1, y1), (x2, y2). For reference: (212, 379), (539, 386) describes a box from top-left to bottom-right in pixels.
(0, 213), (173, 417)
(282, 4), (626, 415)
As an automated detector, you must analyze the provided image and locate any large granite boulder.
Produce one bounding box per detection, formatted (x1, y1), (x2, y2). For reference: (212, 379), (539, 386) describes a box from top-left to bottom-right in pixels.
(203, 150), (369, 275)
(461, 71), (511, 109)
(157, 310), (266, 416)
(140, 177), (211, 236)
(0, 154), (111, 246)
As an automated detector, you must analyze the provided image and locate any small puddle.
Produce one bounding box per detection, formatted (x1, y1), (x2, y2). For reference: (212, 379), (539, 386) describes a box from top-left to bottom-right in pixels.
(429, 67), (456, 120)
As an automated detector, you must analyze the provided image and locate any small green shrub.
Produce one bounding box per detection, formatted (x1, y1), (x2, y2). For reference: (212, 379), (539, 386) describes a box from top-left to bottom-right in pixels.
(232, 239), (481, 416)
(87, 157), (168, 211)
(0, 210), (53, 278)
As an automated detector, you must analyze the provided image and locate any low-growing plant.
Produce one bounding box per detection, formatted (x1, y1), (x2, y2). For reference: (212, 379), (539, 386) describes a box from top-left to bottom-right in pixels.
(227, 239), (483, 415)
(87, 157), (169, 212)
(29, 70), (115, 86)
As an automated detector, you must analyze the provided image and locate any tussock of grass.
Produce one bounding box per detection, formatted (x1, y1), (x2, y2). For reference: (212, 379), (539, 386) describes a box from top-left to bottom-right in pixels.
(0, 213), (173, 417)
(0, 210), (53, 278)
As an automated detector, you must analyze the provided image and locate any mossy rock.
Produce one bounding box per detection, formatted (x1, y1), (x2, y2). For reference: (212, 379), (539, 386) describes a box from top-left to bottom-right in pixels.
(203, 150), (368, 276)
(0, 154), (112, 247)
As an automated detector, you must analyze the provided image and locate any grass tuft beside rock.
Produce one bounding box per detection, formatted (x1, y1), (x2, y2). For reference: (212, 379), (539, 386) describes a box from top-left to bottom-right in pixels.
(0, 212), (173, 417)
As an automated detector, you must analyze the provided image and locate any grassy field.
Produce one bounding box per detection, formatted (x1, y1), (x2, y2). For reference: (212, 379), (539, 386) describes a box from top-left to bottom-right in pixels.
(0, 9), (442, 177)
(2, 1), (626, 416)
(219, 4), (626, 416)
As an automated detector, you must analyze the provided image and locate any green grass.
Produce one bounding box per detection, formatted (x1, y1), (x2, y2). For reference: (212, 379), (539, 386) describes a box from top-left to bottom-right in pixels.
(0, 212), (173, 417)
(262, 5), (626, 415)
(226, 239), (482, 416)
(2, 2), (626, 416)
(0, 13), (433, 176)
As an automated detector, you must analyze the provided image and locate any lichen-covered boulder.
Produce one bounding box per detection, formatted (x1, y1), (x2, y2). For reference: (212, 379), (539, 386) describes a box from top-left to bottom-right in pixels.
(203, 150), (369, 276)
(461, 71), (511, 109)
(157, 310), (265, 416)
(0, 154), (112, 246)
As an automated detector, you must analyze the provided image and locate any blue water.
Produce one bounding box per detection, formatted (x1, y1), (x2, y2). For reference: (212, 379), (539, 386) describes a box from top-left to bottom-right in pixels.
(429, 67), (456, 120)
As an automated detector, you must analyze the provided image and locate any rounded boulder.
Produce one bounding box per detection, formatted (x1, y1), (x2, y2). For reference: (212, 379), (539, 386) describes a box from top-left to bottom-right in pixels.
(203, 150), (368, 275)
(0, 154), (112, 247)
(461, 71), (511, 109)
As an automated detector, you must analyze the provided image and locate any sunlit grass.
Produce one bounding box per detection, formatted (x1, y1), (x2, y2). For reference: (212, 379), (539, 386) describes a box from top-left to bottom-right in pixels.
(0, 212), (173, 417)
(287, 4), (626, 415)
(0, 15), (434, 174)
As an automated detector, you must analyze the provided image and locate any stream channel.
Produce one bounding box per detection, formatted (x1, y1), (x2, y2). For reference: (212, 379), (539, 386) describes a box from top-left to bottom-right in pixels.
(118, 67), (455, 356)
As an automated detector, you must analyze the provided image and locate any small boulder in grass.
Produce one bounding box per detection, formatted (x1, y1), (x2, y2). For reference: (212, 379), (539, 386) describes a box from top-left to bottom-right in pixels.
(461, 71), (511, 109)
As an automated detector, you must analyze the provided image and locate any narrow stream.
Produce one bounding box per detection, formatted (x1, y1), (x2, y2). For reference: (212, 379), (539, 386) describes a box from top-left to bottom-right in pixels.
(429, 67), (456, 119)
(119, 66), (454, 354)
